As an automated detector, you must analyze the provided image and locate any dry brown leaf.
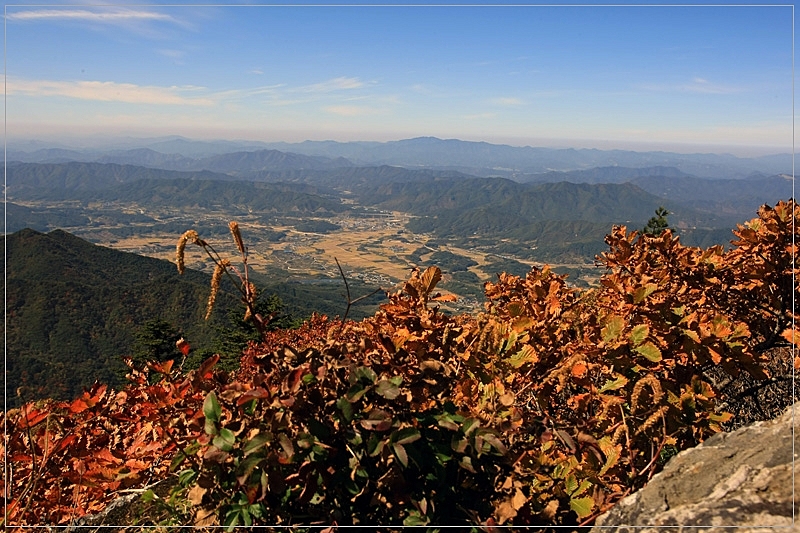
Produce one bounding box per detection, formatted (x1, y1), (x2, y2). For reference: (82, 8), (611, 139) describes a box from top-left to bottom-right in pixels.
(188, 484), (207, 506)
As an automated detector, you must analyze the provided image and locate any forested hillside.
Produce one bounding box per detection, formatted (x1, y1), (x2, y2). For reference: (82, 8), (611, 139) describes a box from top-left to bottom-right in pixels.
(4, 229), (384, 409)
(4, 229), (237, 406)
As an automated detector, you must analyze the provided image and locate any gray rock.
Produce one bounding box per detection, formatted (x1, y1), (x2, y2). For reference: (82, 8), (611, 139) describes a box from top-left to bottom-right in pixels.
(593, 401), (798, 532)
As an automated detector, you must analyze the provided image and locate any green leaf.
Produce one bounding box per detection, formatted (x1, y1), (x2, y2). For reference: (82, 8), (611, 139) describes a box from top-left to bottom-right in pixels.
(345, 383), (368, 403)
(681, 328), (701, 343)
(169, 451), (187, 472)
(223, 509), (240, 532)
(375, 379), (401, 400)
(243, 432), (271, 457)
(367, 434), (386, 457)
(505, 344), (538, 368)
(479, 430), (507, 455)
(565, 474), (578, 495)
(203, 391), (221, 423)
(459, 456), (476, 473)
(249, 503), (264, 519)
(177, 468), (197, 487)
(213, 427), (236, 452)
(601, 315), (625, 343)
(598, 375), (628, 393)
(573, 479), (592, 498)
(360, 409), (393, 432)
(635, 341), (662, 362)
(451, 437), (468, 454)
(393, 427), (421, 445)
(393, 443), (409, 467)
(140, 489), (156, 503)
(598, 443), (620, 476)
(436, 414), (459, 431)
(629, 324), (649, 347)
(569, 496), (594, 519)
(633, 283), (658, 304)
(242, 398), (257, 416)
(236, 455), (263, 484)
(336, 397), (353, 421)
(353, 366), (377, 385)
(403, 510), (430, 526)
(461, 417), (480, 436)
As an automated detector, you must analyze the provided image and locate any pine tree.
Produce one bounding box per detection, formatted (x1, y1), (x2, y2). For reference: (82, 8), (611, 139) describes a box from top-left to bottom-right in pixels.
(132, 319), (183, 364)
(643, 206), (671, 236)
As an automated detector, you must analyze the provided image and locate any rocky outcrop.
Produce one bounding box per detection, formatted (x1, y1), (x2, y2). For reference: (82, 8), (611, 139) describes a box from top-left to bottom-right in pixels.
(593, 401), (798, 532)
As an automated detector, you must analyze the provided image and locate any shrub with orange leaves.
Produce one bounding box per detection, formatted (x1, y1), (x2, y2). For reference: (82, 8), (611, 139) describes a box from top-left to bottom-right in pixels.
(2, 200), (795, 530)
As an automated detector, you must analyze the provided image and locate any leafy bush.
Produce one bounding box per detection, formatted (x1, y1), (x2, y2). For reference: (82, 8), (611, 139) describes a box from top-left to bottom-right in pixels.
(2, 200), (796, 529)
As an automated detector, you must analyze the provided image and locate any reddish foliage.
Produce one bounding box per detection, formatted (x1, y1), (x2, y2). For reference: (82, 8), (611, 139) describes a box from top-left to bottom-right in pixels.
(2, 200), (796, 529)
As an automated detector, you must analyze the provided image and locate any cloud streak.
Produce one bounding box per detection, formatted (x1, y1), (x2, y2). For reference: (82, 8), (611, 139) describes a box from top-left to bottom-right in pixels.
(638, 78), (744, 95)
(7, 9), (177, 23)
(8, 78), (214, 106)
(490, 97), (525, 106)
(324, 105), (380, 116)
(298, 77), (365, 93)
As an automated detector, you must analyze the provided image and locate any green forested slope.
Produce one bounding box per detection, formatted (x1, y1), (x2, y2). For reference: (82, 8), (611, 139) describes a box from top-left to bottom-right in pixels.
(4, 229), (384, 408)
(4, 229), (239, 407)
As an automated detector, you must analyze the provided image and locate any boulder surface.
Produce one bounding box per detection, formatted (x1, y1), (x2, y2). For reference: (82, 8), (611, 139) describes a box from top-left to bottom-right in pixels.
(593, 401), (798, 532)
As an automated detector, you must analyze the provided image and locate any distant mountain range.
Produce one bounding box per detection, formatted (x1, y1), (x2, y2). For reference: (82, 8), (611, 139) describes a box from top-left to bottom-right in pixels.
(8, 136), (792, 179)
(9, 149), (354, 175)
(7, 159), (792, 252)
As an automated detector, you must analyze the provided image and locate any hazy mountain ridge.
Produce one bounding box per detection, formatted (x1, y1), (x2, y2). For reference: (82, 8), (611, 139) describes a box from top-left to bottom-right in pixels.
(6, 162), (237, 194)
(5, 202), (90, 233)
(9, 136), (791, 179)
(10, 147), (356, 175)
(256, 137), (791, 179)
(7, 160), (789, 245)
(520, 165), (693, 184)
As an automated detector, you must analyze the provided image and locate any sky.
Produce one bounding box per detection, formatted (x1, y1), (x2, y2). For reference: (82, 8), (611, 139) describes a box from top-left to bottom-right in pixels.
(4, 2), (794, 155)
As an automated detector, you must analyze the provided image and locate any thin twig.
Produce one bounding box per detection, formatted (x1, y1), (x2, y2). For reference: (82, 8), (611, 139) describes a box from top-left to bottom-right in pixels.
(619, 404), (636, 479)
(335, 258), (352, 322)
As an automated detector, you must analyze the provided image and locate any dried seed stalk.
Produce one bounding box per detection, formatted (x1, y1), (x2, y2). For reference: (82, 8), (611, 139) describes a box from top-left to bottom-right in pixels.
(631, 374), (663, 413)
(229, 221), (245, 255)
(206, 259), (230, 320)
(176, 230), (200, 275)
(635, 405), (670, 436)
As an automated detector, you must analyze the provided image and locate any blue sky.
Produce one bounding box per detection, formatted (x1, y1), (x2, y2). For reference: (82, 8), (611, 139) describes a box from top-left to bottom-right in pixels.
(4, 2), (794, 155)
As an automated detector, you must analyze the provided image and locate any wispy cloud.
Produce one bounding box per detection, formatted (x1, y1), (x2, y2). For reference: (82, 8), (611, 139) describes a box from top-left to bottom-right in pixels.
(638, 78), (744, 95)
(6, 7), (192, 38)
(490, 97), (525, 106)
(157, 49), (185, 64)
(682, 78), (741, 94)
(8, 78), (214, 106)
(464, 112), (496, 120)
(298, 77), (365, 93)
(7, 8), (177, 23)
(323, 105), (379, 116)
